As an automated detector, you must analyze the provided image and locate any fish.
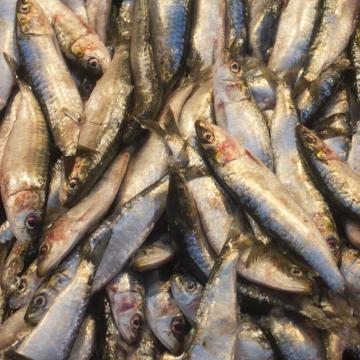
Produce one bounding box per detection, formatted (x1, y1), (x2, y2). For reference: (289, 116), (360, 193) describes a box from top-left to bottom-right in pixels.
(235, 315), (274, 360)
(0, 92), (20, 169)
(68, 313), (96, 360)
(14, 214), (112, 360)
(296, 58), (348, 125)
(92, 175), (169, 293)
(185, 234), (241, 360)
(145, 270), (187, 354)
(115, 82), (194, 208)
(261, 308), (325, 360)
(106, 271), (145, 345)
(85, 0), (112, 43)
(123, 0), (162, 146)
(323, 328), (349, 360)
(61, 29), (133, 207)
(170, 271), (203, 326)
(297, 124), (360, 222)
(268, 0), (320, 84)
(16, 0), (83, 157)
(61, 0), (89, 24)
(0, 57), (50, 291)
(271, 81), (341, 263)
(37, 149), (131, 276)
(249, 0), (282, 63)
(8, 260), (44, 310)
(188, 0), (222, 76)
(149, 0), (191, 93)
(296, 0), (359, 88)
(125, 325), (157, 360)
(0, 307), (33, 352)
(195, 120), (344, 293)
(131, 232), (175, 272)
(36, 0), (110, 76)
(0, 0), (17, 111)
(167, 167), (215, 283)
(25, 249), (81, 326)
(225, 0), (248, 58)
(350, 22), (360, 104)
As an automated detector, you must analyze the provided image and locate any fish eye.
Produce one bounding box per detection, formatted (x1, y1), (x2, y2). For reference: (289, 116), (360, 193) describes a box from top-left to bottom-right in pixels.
(17, 278), (27, 293)
(130, 314), (142, 331)
(185, 280), (197, 292)
(38, 243), (50, 260)
(19, 2), (30, 13)
(87, 57), (100, 71)
(202, 131), (214, 144)
(68, 178), (78, 191)
(230, 61), (241, 73)
(170, 317), (185, 338)
(33, 294), (47, 308)
(290, 266), (303, 277)
(25, 214), (40, 231)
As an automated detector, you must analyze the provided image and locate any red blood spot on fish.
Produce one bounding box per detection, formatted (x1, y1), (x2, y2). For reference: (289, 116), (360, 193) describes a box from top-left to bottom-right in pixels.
(217, 139), (238, 163)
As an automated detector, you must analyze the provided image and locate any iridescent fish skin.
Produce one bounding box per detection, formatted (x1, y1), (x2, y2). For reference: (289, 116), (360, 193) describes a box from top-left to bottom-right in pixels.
(106, 271), (145, 345)
(268, 0), (320, 84)
(298, 0), (359, 85)
(16, 0), (83, 157)
(0, 0), (17, 111)
(271, 82), (341, 264)
(195, 121), (344, 293)
(149, 0), (191, 93)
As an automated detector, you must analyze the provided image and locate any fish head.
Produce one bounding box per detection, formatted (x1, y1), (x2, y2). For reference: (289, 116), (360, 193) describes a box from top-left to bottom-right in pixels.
(296, 124), (339, 163)
(71, 34), (111, 77)
(8, 262), (39, 310)
(195, 120), (241, 165)
(107, 287), (144, 344)
(60, 155), (90, 207)
(171, 272), (203, 312)
(5, 189), (44, 245)
(16, 0), (52, 36)
(1, 241), (35, 296)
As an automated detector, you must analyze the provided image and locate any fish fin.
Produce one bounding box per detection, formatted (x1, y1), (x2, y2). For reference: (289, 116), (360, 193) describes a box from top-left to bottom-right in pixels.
(162, 108), (181, 136)
(185, 165), (210, 180)
(76, 145), (101, 156)
(245, 242), (268, 268)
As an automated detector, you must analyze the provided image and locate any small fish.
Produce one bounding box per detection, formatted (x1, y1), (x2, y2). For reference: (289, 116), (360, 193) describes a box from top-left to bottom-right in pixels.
(125, 325), (157, 360)
(171, 271), (203, 326)
(235, 315), (274, 360)
(36, 0), (110, 76)
(61, 0), (89, 23)
(92, 175), (169, 293)
(37, 149), (131, 276)
(145, 270), (187, 354)
(16, 0), (83, 157)
(261, 308), (325, 360)
(131, 233), (175, 272)
(195, 120), (344, 293)
(106, 271), (145, 345)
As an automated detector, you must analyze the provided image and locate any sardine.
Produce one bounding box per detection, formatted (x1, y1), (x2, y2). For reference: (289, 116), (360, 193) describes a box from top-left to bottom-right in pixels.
(61, 0), (89, 24)
(145, 271), (187, 354)
(92, 175), (169, 293)
(195, 120), (344, 292)
(106, 271), (145, 345)
(149, 0), (191, 93)
(350, 22), (360, 104)
(261, 308), (325, 360)
(37, 149), (131, 276)
(16, 0), (83, 157)
(171, 271), (203, 326)
(268, 0), (320, 84)
(131, 233), (175, 272)
(0, 0), (17, 111)
(271, 82), (341, 263)
(85, 0), (112, 43)
(125, 325), (157, 360)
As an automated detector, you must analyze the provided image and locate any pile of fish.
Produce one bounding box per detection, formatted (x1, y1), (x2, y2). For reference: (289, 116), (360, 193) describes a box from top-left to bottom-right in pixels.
(1, 0), (360, 359)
